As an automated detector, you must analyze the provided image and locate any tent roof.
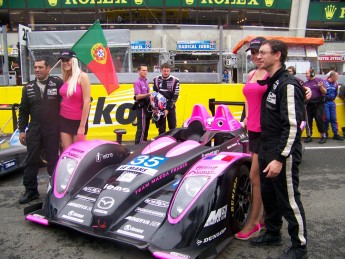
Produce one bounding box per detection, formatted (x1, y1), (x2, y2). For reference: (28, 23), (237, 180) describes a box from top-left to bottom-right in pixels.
(232, 35), (324, 54)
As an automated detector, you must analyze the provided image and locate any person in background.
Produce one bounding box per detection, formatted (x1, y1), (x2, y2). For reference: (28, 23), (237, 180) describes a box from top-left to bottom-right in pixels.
(59, 50), (91, 151)
(287, 66), (312, 100)
(222, 69), (229, 83)
(17, 57), (63, 204)
(133, 64), (151, 144)
(152, 63), (180, 135)
(338, 83), (345, 138)
(250, 39), (307, 259)
(303, 68), (327, 144)
(325, 65), (336, 77)
(324, 72), (344, 141)
(235, 37), (267, 241)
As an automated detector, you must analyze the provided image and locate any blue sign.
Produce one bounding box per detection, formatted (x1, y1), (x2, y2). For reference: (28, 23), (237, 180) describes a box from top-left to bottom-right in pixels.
(176, 40), (216, 51)
(131, 41), (152, 50)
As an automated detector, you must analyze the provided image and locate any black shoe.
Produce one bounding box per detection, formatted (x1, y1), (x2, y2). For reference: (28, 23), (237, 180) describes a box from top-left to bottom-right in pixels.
(279, 246), (308, 259)
(318, 137), (326, 144)
(18, 191), (39, 204)
(250, 232), (282, 246)
(333, 134), (344, 141)
(304, 136), (312, 143)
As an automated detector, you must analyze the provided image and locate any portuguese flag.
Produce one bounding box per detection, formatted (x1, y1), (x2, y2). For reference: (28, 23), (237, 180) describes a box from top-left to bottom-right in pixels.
(72, 20), (119, 95)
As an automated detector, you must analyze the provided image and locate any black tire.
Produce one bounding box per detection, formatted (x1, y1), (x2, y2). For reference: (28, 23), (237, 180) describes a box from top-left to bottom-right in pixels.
(228, 164), (252, 233)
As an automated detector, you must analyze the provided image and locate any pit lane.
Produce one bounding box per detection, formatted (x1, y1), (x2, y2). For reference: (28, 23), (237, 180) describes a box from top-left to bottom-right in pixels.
(0, 140), (344, 259)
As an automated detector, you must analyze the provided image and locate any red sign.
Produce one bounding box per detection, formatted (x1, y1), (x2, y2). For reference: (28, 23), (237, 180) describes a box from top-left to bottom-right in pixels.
(318, 55), (345, 62)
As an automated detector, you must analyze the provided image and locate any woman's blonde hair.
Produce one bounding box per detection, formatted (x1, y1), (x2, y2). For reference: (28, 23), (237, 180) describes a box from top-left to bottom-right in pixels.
(61, 57), (81, 97)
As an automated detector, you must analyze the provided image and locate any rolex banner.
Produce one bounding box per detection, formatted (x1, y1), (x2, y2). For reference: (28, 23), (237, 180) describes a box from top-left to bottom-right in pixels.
(72, 20), (119, 95)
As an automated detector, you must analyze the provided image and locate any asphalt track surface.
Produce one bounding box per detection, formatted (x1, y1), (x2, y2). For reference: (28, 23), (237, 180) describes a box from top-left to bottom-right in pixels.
(1, 138), (344, 259)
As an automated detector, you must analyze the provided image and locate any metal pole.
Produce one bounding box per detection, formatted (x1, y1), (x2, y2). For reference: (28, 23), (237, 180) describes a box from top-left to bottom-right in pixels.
(218, 25), (223, 83)
(2, 25), (9, 85)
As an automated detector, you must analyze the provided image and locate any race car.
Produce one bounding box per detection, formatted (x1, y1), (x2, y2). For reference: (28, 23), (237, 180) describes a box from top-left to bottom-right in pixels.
(25, 104), (252, 259)
(0, 129), (27, 176)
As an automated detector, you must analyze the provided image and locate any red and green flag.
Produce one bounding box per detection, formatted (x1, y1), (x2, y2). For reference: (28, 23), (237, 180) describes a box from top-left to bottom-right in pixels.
(72, 20), (119, 95)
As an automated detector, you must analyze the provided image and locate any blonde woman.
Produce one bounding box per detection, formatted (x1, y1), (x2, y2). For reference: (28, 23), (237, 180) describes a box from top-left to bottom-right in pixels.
(59, 50), (91, 151)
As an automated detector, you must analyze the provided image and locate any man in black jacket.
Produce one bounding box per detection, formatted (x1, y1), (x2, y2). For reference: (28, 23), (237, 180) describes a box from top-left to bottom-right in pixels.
(249, 40), (308, 259)
(18, 57), (63, 204)
(152, 63), (180, 135)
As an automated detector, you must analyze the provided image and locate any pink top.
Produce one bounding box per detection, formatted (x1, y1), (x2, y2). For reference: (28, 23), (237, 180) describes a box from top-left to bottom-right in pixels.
(242, 70), (268, 132)
(59, 82), (83, 120)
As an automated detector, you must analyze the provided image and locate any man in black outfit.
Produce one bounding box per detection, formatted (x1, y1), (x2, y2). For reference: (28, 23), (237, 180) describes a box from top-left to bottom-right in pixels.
(18, 57), (63, 204)
(249, 40), (308, 259)
(152, 63), (180, 135)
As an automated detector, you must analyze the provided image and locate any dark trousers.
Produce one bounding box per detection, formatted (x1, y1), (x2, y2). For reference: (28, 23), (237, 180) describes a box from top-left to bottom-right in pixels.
(135, 108), (151, 144)
(23, 127), (60, 192)
(155, 107), (176, 135)
(306, 101), (325, 136)
(259, 141), (307, 248)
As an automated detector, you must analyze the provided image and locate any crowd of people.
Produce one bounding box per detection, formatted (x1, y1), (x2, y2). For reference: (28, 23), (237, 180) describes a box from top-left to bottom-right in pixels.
(16, 37), (345, 259)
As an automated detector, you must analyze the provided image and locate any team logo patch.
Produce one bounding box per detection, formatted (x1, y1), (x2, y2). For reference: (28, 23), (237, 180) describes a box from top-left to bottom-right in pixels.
(91, 43), (107, 64)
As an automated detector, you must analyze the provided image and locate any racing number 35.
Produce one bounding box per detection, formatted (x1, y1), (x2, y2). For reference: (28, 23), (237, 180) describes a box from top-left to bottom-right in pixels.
(129, 155), (167, 168)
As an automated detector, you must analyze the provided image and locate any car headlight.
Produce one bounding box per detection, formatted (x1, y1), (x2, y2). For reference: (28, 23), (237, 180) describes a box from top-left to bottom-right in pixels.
(170, 176), (209, 219)
(55, 156), (78, 195)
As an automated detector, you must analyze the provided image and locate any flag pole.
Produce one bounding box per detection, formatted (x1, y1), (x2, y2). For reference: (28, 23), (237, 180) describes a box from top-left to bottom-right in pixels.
(49, 59), (61, 74)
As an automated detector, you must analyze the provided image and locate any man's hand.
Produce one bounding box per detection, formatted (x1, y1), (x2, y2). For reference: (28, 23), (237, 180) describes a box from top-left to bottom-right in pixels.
(164, 109), (169, 117)
(263, 160), (283, 178)
(19, 132), (27, 146)
(304, 87), (312, 101)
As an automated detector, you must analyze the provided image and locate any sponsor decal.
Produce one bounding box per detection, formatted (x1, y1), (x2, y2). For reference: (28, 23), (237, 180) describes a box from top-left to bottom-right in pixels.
(47, 88), (57, 96)
(144, 198), (169, 208)
(124, 224), (144, 233)
(170, 252), (190, 258)
(169, 162), (188, 174)
(3, 159), (16, 170)
(135, 207), (166, 218)
(117, 229), (144, 240)
(75, 194), (96, 203)
(68, 210), (84, 219)
(151, 171), (169, 184)
(125, 216), (161, 227)
(267, 92), (276, 105)
(226, 142), (240, 150)
(83, 186), (102, 194)
(134, 182), (150, 195)
(204, 205), (228, 227)
(117, 171), (138, 182)
(67, 202), (92, 211)
(104, 184), (130, 193)
(97, 196), (115, 210)
(69, 148), (84, 154)
(198, 227), (226, 245)
(202, 150), (219, 158)
(117, 165), (158, 176)
(61, 213), (85, 223)
(195, 165), (218, 170)
(94, 208), (108, 215)
(96, 152), (113, 162)
(231, 177), (238, 217)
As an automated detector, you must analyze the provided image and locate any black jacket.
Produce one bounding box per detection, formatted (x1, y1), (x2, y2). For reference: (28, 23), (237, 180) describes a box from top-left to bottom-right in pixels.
(153, 75), (180, 109)
(260, 67), (305, 163)
(18, 76), (63, 132)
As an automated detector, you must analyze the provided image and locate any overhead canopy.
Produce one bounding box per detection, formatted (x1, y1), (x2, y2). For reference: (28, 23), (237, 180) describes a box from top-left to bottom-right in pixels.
(232, 35), (324, 54)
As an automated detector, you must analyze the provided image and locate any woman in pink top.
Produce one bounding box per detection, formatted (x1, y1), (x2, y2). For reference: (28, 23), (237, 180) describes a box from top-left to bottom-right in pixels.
(235, 37), (268, 240)
(59, 50), (91, 151)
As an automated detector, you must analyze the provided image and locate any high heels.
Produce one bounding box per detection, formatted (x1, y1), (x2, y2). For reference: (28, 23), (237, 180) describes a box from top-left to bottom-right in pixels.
(234, 224), (261, 240)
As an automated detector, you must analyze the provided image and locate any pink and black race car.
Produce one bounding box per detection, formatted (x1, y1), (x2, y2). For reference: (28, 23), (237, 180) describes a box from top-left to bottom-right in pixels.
(25, 104), (252, 259)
